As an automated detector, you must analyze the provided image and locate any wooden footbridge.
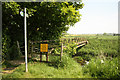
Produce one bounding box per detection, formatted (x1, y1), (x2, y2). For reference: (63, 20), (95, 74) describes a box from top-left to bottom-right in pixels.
(27, 38), (88, 62)
(75, 41), (88, 49)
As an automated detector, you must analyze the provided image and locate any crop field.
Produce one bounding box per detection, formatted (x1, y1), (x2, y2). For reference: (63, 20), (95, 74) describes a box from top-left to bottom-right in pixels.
(2, 34), (120, 79)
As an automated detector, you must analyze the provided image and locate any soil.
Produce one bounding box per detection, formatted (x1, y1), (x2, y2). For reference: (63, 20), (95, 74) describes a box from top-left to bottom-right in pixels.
(2, 56), (25, 74)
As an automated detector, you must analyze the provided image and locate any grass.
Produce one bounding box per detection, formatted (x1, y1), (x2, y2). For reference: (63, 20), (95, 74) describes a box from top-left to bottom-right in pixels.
(2, 55), (91, 78)
(63, 34), (118, 40)
(77, 35), (118, 58)
(2, 34), (119, 78)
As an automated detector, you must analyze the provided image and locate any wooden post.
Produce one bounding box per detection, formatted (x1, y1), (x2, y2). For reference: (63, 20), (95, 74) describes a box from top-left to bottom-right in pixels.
(46, 52), (48, 62)
(60, 43), (63, 61)
(40, 52), (42, 62)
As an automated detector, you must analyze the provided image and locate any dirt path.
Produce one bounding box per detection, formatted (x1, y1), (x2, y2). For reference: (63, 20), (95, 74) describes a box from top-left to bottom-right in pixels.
(2, 56), (25, 74)
(2, 67), (17, 74)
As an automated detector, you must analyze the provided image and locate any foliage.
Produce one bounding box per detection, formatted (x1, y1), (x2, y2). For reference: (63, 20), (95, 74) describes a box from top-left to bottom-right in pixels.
(2, 35), (119, 78)
(2, 34), (22, 60)
(49, 54), (79, 69)
(2, 33), (11, 60)
(2, 2), (84, 41)
(82, 58), (120, 78)
(78, 36), (118, 59)
(2, 61), (91, 78)
(2, 1), (84, 60)
(63, 42), (77, 57)
(74, 55), (93, 61)
(7, 42), (22, 60)
(62, 35), (119, 78)
(103, 33), (107, 36)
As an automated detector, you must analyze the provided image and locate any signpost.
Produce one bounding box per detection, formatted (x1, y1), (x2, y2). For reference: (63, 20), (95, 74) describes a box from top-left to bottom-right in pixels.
(40, 44), (48, 52)
(24, 8), (28, 72)
(40, 43), (48, 62)
(20, 8), (28, 72)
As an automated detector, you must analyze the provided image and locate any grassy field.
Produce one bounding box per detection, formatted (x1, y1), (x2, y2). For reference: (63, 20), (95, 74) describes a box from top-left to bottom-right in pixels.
(2, 34), (120, 79)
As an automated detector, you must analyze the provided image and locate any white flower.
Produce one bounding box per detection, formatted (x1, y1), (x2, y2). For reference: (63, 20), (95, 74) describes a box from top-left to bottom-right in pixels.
(101, 60), (104, 63)
(85, 61), (89, 65)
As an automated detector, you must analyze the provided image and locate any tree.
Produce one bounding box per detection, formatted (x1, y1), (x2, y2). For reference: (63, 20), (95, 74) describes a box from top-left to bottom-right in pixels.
(2, 1), (84, 59)
(103, 33), (107, 36)
(3, 1), (84, 40)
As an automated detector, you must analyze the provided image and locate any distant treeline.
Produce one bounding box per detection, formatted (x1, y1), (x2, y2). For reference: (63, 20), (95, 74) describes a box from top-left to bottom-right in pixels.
(97, 33), (120, 36)
(113, 34), (120, 36)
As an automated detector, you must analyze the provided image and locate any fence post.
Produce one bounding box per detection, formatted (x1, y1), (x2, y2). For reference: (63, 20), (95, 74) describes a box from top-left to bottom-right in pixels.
(46, 52), (48, 62)
(40, 52), (42, 62)
(60, 43), (63, 61)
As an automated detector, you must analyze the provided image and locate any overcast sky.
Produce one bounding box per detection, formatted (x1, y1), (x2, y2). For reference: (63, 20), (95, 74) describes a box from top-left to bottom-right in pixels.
(67, 0), (119, 34)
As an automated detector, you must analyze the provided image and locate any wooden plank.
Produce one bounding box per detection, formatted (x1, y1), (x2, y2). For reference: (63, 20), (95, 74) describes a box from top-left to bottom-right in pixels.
(48, 45), (60, 48)
(48, 48), (54, 54)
